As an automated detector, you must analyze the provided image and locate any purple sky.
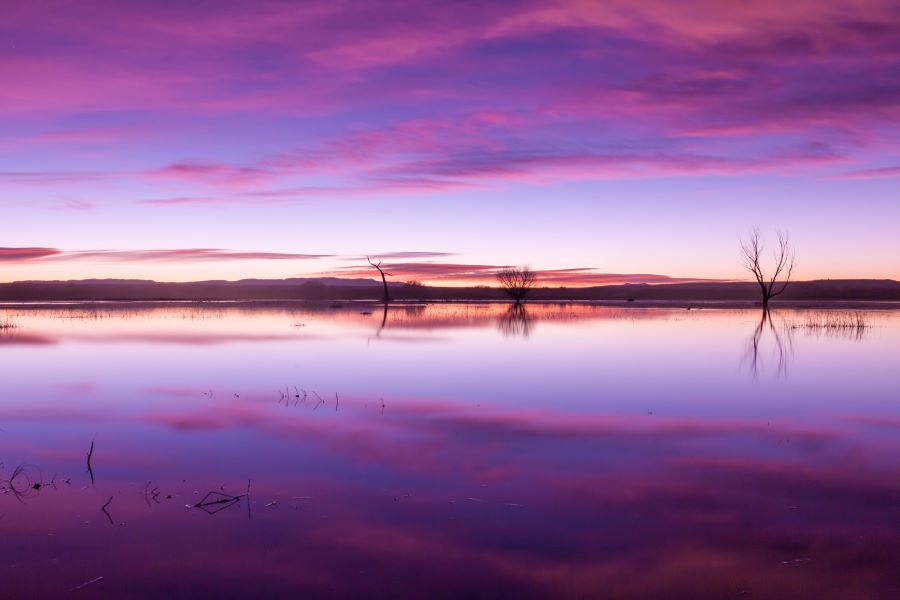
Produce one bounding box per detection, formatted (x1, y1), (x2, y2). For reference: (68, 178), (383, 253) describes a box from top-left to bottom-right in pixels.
(2, 0), (899, 284)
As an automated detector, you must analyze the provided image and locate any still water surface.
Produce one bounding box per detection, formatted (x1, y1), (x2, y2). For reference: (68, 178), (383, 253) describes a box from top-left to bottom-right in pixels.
(1, 303), (898, 598)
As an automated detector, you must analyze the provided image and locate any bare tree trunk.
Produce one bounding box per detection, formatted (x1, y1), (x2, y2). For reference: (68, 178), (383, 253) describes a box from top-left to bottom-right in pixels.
(367, 257), (392, 302)
(378, 270), (389, 302)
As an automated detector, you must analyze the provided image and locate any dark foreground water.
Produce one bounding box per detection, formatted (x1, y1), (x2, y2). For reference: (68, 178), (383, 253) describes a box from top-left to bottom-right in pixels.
(1, 303), (898, 598)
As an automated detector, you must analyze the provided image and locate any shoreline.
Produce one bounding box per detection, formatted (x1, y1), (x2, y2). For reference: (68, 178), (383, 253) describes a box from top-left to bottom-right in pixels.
(2, 299), (899, 311)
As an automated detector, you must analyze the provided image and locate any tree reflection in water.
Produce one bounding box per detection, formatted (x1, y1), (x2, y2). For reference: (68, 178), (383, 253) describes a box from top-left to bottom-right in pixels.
(743, 309), (794, 379)
(497, 303), (533, 338)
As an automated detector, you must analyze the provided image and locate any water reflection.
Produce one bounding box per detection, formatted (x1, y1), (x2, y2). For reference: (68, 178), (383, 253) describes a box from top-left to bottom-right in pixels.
(497, 303), (533, 337)
(743, 309), (794, 379)
(0, 303), (898, 598)
(742, 309), (879, 380)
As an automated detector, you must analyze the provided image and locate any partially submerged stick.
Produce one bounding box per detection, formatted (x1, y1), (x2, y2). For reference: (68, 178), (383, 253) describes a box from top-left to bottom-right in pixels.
(101, 496), (114, 525)
(86, 439), (96, 485)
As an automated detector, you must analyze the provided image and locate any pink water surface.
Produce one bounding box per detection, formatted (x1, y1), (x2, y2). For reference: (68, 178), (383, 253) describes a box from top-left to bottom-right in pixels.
(1, 303), (898, 598)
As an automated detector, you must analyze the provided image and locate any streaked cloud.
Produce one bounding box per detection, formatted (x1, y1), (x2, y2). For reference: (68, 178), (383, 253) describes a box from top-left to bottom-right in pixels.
(1, 0), (898, 281)
(0, 247), (63, 262)
(327, 261), (719, 286)
(4, 0), (899, 199)
(0, 247), (330, 263)
(346, 252), (457, 261)
(835, 165), (900, 180)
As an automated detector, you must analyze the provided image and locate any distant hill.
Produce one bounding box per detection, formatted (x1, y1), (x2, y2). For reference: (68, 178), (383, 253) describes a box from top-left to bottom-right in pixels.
(1, 278), (898, 303)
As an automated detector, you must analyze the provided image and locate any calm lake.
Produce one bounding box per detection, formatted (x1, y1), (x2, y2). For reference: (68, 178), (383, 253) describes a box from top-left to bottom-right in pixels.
(1, 303), (898, 598)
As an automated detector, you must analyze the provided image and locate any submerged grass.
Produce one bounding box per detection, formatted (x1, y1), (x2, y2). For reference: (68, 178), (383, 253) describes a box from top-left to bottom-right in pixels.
(793, 311), (871, 330)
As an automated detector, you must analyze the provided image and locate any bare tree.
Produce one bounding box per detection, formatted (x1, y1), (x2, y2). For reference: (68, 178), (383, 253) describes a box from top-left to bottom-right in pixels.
(740, 228), (796, 309)
(366, 256), (392, 302)
(496, 266), (537, 304)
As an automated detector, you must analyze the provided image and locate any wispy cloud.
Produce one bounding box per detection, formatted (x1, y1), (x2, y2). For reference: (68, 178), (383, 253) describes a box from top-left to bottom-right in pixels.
(0, 247), (63, 262)
(834, 165), (900, 180)
(49, 200), (96, 212)
(59, 249), (333, 262)
(326, 261), (718, 286)
(22, 124), (152, 147)
(346, 252), (457, 261)
(0, 171), (111, 185)
(3, 0), (899, 207)
(0, 247), (331, 263)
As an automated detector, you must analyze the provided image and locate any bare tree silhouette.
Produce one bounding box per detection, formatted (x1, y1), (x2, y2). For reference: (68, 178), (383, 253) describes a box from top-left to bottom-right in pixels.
(366, 256), (392, 302)
(496, 266), (537, 304)
(740, 228), (797, 309)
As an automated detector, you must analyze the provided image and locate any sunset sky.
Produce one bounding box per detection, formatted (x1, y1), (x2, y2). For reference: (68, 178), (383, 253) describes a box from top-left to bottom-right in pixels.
(2, 0), (899, 285)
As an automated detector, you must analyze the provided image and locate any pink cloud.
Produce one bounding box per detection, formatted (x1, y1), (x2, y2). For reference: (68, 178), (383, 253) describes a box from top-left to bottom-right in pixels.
(0, 247), (62, 261)
(49, 200), (95, 212)
(835, 164), (900, 179)
(146, 162), (274, 187)
(0, 171), (110, 185)
(349, 252), (456, 260)
(1, 0), (898, 219)
(23, 124), (151, 147)
(327, 261), (720, 286)
(55, 249), (331, 262)
(0, 246), (329, 263)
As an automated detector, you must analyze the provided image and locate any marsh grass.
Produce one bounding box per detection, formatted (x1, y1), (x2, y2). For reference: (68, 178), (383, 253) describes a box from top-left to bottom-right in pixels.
(790, 311), (872, 341)
(793, 311), (871, 330)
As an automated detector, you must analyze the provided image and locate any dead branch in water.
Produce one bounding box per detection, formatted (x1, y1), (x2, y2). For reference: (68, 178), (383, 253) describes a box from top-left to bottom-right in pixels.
(86, 439), (96, 485)
(193, 480), (253, 517)
(2, 463), (44, 503)
(143, 481), (161, 506)
(101, 496), (114, 525)
(71, 576), (104, 592)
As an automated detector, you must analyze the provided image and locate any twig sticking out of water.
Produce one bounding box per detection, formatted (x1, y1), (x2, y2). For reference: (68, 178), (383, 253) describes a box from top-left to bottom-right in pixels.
(71, 576), (104, 592)
(86, 439), (95, 485)
(193, 491), (244, 514)
(3, 463), (43, 503)
(101, 496), (114, 525)
(335, 393), (339, 412)
(246, 479), (252, 520)
(193, 480), (253, 518)
(143, 481), (161, 506)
